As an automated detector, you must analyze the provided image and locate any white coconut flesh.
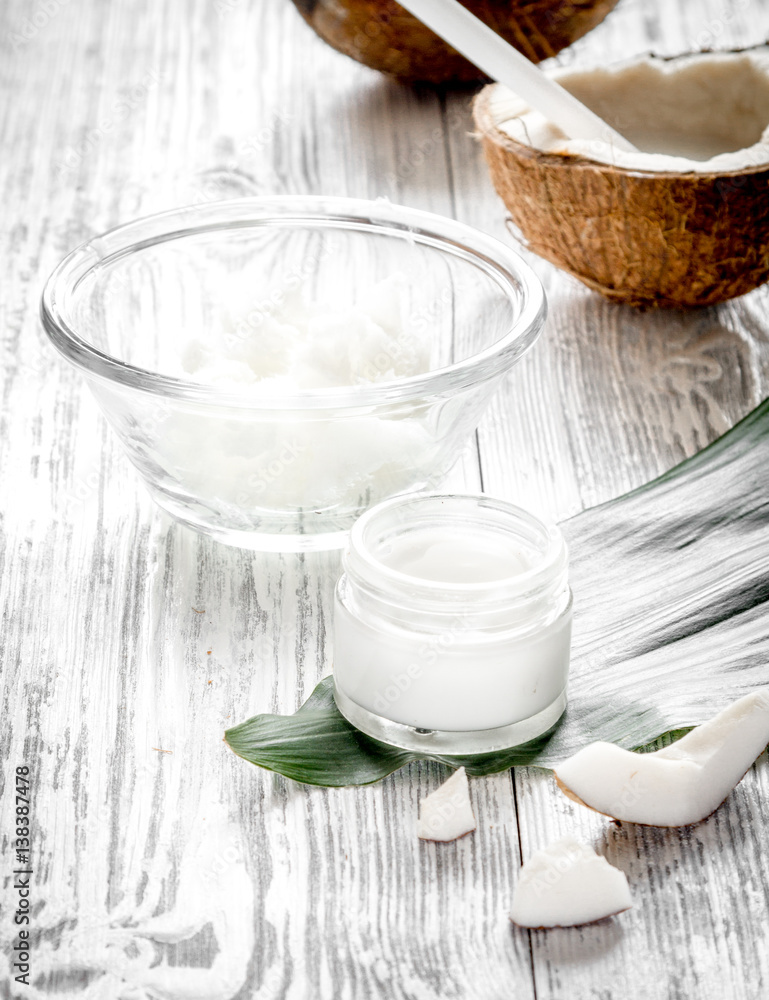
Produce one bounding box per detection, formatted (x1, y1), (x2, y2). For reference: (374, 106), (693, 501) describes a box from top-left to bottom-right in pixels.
(416, 767), (477, 842)
(510, 836), (632, 929)
(490, 49), (769, 173)
(555, 688), (769, 827)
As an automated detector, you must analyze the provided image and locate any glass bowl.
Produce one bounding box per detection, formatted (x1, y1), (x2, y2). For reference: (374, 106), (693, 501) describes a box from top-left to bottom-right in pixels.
(41, 197), (546, 551)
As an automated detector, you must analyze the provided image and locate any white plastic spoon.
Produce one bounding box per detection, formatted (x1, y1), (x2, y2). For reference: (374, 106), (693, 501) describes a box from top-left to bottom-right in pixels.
(398, 0), (638, 152)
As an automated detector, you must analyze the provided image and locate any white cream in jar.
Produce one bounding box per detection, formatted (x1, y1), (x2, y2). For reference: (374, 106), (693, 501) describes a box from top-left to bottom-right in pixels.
(333, 493), (572, 754)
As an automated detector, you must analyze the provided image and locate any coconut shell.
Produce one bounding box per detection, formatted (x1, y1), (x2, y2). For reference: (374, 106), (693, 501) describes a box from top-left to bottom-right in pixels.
(290, 0), (620, 85)
(473, 83), (769, 308)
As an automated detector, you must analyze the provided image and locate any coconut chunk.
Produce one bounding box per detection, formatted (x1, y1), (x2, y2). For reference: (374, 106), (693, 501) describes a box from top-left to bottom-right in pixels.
(555, 689), (769, 827)
(416, 767), (476, 842)
(510, 837), (632, 929)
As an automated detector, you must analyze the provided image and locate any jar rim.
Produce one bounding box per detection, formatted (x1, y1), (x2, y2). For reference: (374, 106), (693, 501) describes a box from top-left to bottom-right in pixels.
(345, 492), (568, 610)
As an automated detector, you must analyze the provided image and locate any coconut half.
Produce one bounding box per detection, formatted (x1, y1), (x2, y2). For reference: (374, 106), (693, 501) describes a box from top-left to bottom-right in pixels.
(474, 48), (769, 307)
(510, 836), (632, 928)
(290, 0), (620, 85)
(554, 688), (769, 827)
(417, 767), (477, 842)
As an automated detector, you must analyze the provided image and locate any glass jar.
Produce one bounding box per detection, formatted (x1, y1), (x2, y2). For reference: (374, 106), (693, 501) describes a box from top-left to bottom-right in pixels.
(333, 493), (572, 754)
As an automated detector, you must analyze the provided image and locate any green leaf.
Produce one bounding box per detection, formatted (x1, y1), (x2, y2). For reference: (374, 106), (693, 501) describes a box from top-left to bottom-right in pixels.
(225, 675), (561, 785)
(226, 678), (414, 786)
(225, 399), (769, 786)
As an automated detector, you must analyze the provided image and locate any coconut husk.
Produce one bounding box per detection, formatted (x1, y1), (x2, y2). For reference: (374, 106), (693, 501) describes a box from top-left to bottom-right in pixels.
(291, 0), (620, 85)
(473, 82), (769, 308)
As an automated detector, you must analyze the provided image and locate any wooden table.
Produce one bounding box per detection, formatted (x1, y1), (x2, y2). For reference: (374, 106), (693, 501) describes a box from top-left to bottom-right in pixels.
(3, 0), (769, 996)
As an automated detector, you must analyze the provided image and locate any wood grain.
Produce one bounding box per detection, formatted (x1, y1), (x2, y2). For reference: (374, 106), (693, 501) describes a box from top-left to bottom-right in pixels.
(1, 0), (768, 998)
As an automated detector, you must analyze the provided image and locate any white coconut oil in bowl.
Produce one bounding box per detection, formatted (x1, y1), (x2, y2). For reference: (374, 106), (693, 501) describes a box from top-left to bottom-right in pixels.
(41, 197), (545, 550)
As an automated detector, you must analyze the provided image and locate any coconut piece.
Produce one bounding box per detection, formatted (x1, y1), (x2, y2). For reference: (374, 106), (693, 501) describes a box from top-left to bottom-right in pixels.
(417, 767), (476, 842)
(473, 48), (769, 307)
(289, 0), (620, 85)
(554, 689), (769, 827)
(510, 836), (632, 928)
